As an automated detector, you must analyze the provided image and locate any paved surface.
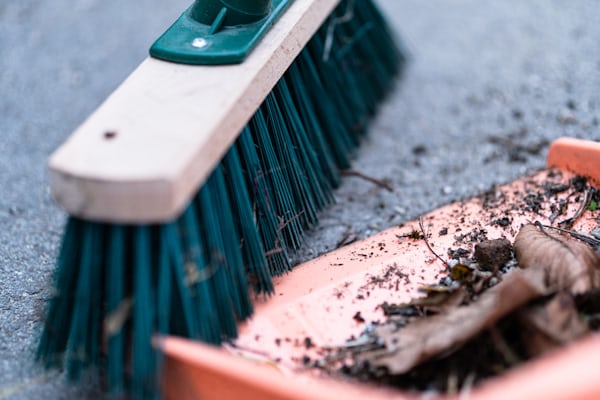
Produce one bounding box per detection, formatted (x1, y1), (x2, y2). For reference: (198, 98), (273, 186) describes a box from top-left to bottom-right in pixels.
(299, 0), (600, 262)
(1, 0), (599, 398)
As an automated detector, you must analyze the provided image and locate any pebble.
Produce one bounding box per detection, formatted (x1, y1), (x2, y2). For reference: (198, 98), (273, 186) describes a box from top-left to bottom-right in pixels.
(558, 109), (577, 125)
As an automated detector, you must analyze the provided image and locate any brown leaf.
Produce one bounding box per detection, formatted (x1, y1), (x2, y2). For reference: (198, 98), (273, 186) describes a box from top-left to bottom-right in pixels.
(410, 286), (467, 314)
(449, 263), (473, 282)
(518, 291), (589, 357)
(364, 268), (548, 374)
(348, 224), (600, 376)
(514, 224), (600, 294)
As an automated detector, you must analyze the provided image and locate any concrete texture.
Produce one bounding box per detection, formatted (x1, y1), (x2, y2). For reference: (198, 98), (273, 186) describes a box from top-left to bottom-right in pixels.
(1, 0), (599, 398)
(297, 0), (600, 262)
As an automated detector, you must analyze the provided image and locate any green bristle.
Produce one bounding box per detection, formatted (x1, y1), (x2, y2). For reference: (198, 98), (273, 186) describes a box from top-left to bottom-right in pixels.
(284, 58), (342, 185)
(265, 90), (319, 229)
(176, 202), (222, 342)
(198, 166), (253, 328)
(341, 6), (402, 106)
(38, 0), (406, 396)
(334, 0), (406, 115)
(195, 186), (240, 339)
(156, 227), (172, 335)
(131, 226), (156, 397)
(106, 226), (125, 392)
(65, 223), (100, 380)
(88, 225), (103, 370)
(293, 47), (355, 169)
(275, 76), (335, 211)
(38, 218), (79, 367)
(357, 0), (405, 78)
(236, 127), (291, 276)
(250, 107), (306, 250)
(162, 221), (200, 340)
(306, 34), (364, 147)
(221, 146), (273, 293)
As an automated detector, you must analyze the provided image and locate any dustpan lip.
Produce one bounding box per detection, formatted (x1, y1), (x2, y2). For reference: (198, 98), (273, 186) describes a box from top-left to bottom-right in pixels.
(157, 332), (600, 400)
(157, 137), (600, 399)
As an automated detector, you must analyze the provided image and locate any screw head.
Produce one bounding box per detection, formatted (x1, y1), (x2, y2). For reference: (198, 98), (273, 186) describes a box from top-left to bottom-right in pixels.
(191, 37), (208, 48)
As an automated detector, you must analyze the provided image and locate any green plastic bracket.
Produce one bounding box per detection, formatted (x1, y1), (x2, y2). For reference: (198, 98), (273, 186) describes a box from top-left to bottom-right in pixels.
(150, 0), (294, 65)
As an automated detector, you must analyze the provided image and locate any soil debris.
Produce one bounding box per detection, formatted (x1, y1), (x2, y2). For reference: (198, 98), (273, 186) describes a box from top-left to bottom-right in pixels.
(474, 238), (512, 273)
(486, 129), (549, 163)
(314, 222), (600, 394)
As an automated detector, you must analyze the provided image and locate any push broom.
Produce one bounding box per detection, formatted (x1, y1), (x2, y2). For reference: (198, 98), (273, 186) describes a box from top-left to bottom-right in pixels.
(37, 0), (406, 397)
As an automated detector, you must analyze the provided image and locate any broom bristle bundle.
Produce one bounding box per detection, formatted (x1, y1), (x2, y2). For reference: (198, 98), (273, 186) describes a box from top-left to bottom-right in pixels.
(38, 0), (406, 397)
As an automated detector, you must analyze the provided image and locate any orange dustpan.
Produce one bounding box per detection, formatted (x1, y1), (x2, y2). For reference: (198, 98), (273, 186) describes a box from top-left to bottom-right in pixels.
(157, 137), (600, 400)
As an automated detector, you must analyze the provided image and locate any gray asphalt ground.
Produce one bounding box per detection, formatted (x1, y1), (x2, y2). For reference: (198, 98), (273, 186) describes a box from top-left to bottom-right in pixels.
(1, 0), (599, 398)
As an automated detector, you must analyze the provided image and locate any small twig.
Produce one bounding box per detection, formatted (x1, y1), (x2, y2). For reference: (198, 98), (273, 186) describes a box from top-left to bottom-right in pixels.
(104, 298), (133, 338)
(277, 211), (305, 232)
(559, 188), (592, 228)
(225, 342), (297, 373)
(322, 333), (379, 351)
(341, 170), (394, 192)
(0, 371), (59, 399)
(184, 261), (220, 285)
(447, 370), (459, 397)
(322, 0), (355, 61)
(539, 223), (600, 248)
(459, 372), (476, 400)
(419, 216), (450, 268)
(532, 222), (574, 254)
(488, 326), (521, 366)
(532, 223), (599, 293)
(336, 230), (359, 248)
(226, 341), (274, 359)
(264, 247), (284, 258)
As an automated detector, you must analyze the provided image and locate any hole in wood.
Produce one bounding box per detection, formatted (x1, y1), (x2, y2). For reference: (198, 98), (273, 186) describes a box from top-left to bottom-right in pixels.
(104, 131), (117, 140)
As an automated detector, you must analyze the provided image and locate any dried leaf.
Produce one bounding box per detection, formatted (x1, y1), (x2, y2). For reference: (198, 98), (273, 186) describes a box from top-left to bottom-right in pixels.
(418, 284), (456, 294)
(410, 286), (467, 314)
(449, 263), (473, 281)
(104, 298), (133, 337)
(518, 291), (589, 357)
(364, 269), (548, 374)
(514, 224), (600, 294)
(348, 224), (600, 376)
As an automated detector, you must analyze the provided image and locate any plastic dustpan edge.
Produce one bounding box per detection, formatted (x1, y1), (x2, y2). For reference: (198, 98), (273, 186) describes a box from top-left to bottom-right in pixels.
(157, 137), (600, 400)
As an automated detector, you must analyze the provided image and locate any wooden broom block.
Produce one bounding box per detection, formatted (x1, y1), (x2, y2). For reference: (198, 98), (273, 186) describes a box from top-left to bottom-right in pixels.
(49, 0), (340, 224)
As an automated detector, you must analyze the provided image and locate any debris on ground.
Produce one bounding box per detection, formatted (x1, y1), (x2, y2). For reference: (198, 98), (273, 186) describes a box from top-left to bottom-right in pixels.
(307, 174), (600, 394)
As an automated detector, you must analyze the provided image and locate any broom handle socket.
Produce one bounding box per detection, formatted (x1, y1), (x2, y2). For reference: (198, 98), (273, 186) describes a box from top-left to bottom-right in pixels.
(190, 0), (272, 27)
(150, 0), (288, 64)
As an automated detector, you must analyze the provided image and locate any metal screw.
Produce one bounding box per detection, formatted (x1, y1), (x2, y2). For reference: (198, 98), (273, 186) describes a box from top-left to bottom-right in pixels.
(191, 37), (208, 48)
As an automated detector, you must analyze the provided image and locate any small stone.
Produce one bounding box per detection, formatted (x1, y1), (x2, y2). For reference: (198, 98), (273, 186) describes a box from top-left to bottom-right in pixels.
(492, 217), (511, 227)
(394, 206), (406, 215)
(474, 238), (513, 273)
(304, 337), (314, 349)
(353, 311), (366, 323)
(512, 108), (524, 119)
(8, 206), (24, 216)
(558, 109), (577, 125)
(412, 144), (428, 155)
